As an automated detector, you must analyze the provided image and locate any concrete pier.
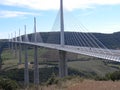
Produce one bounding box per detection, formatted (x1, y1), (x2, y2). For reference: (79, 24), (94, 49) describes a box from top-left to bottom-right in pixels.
(59, 50), (68, 77)
(18, 29), (22, 65)
(18, 43), (22, 64)
(33, 17), (39, 90)
(24, 44), (29, 89)
(14, 42), (17, 58)
(34, 46), (39, 90)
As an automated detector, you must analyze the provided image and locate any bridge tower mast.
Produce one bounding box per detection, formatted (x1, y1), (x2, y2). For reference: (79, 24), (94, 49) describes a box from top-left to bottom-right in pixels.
(60, 0), (64, 46)
(59, 0), (68, 78)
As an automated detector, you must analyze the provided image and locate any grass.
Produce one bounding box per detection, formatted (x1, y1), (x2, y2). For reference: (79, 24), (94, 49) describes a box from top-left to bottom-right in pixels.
(68, 55), (120, 77)
(1, 47), (48, 69)
(1, 47), (120, 77)
(1, 48), (18, 70)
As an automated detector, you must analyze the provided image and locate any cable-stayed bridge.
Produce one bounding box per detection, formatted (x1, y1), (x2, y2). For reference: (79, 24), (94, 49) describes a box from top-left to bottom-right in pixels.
(6, 0), (120, 89)
(13, 38), (120, 62)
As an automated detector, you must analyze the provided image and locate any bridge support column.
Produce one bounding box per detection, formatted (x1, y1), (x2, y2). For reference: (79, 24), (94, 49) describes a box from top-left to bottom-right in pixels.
(59, 50), (68, 78)
(11, 34), (14, 56)
(14, 43), (17, 58)
(11, 42), (14, 54)
(18, 43), (22, 64)
(34, 46), (39, 90)
(24, 44), (29, 89)
(8, 42), (10, 51)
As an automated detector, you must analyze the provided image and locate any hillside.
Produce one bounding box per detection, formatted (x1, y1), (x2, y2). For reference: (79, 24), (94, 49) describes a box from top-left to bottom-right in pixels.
(22, 31), (120, 49)
(1, 48), (120, 80)
(93, 32), (120, 49)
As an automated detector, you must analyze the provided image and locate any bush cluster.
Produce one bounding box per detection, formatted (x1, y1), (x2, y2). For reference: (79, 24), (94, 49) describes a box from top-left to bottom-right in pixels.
(95, 71), (120, 81)
(0, 77), (19, 90)
(46, 73), (59, 85)
(105, 71), (120, 81)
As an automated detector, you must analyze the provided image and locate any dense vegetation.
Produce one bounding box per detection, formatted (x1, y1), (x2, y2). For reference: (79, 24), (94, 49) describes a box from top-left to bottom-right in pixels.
(0, 77), (19, 90)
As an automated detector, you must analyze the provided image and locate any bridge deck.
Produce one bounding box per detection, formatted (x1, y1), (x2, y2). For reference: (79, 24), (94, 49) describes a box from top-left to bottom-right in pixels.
(13, 41), (120, 62)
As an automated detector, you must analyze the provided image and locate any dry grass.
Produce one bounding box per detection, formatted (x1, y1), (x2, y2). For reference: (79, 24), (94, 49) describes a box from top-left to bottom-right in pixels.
(67, 80), (120, 90)
(27, 79), (120, 90)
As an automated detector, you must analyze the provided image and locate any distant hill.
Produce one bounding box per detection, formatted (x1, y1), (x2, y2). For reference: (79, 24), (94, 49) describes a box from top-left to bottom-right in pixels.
(25, 32), (120, 49)
(92, 32), (120, 49)
(1, 31), (120, 49)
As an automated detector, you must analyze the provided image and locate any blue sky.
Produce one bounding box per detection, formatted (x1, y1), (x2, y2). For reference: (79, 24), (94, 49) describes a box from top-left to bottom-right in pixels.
(0, 0), (120, 39)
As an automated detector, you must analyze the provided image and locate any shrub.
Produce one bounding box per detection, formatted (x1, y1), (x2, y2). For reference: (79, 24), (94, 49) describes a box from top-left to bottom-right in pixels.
(46, 73), (59, 85)
(105, 71), (120, 81)
(94, 76), (108, 81)
(0, 77), (19, 90)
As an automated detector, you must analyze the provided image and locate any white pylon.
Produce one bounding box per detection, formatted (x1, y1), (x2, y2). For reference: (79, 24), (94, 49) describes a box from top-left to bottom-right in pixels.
(60, 0), (65, 47)
(59, 0), (68, 78)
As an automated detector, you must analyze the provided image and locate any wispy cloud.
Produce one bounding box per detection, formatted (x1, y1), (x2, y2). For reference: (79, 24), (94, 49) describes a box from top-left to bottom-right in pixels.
(81, 11), (94, 16)
(0, 10), (38, 18)
(1, 0), (120, 11)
